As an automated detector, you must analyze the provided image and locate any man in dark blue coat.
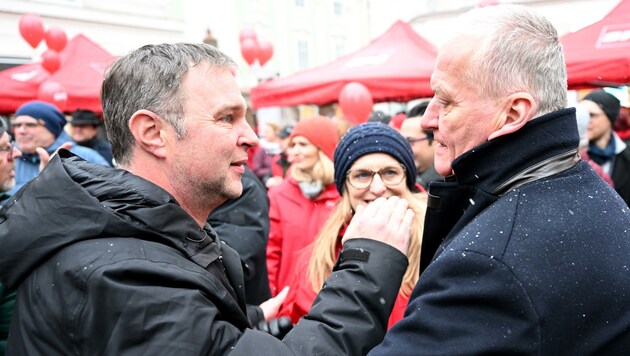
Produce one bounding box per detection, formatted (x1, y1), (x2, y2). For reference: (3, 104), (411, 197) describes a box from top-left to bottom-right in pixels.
(370, 4), (630, 355)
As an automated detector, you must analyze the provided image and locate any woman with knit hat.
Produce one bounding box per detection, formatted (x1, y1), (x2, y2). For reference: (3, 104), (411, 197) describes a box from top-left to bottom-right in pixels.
(266, 115), (340, 296)
(277, 122), (427, 329)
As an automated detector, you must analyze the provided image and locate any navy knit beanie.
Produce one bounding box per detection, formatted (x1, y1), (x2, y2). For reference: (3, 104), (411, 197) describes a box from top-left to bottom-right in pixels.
(15, 101), (67, 137)
(582, 89), (620, 124)
(333, 122), (416, 194)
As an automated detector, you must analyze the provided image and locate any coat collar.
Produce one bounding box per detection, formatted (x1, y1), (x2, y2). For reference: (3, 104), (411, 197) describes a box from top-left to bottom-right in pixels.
(447, 108), (580, 195)
(420, 108), (581, 274)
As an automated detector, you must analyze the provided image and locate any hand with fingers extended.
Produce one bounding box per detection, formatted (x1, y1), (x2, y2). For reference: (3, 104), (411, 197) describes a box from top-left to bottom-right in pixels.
(342, 196), (414, 256)
(36, 142), (73, 172)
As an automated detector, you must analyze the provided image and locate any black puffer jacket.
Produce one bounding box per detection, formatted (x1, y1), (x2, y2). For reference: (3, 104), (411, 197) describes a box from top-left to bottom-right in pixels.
(0, 151), (407, 355)
(208, 166), (271, 305)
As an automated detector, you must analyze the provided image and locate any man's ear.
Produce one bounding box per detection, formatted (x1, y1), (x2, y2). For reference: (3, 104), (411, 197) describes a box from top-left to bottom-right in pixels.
(489, 92), (536, 140)
(128, 109), (169, 158)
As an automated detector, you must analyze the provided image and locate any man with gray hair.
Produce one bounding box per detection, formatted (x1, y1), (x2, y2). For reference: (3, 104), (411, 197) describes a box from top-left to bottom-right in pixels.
(368, 4), (630, 355)
(0, 43), (413, 354)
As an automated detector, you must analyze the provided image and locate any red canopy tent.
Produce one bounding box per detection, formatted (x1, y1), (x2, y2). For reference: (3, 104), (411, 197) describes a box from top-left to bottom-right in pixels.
(249, 20), (436, 109)
(0, 34), (115, 114)
(562, 0), (630, 89)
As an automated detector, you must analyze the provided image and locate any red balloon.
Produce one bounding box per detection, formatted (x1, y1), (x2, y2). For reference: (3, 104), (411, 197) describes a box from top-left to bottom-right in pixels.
(45, 27), (68, 52)
(240, 38), (259, 66)
(338, 82), (374, 125)
(258, 39), (274, 66)
(239, 27), (257, 43)
(41, 49), (61, 74)
(37, 81), (68, 112)
(18, 14), (45, 49)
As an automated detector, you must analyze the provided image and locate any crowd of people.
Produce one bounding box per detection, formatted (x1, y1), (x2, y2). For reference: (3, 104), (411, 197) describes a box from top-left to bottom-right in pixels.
(1, 4), (630, 355)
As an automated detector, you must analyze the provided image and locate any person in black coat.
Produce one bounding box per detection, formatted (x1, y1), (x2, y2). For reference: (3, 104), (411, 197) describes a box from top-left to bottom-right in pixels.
(0, 42), (412, 355)
(70, 109), (114, 166)
(369, 5), (630, 355)
(207, 166), (271, 305)
(579, 89), (630, 206)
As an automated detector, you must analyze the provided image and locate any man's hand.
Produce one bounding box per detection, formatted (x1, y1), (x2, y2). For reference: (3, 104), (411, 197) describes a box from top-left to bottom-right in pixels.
(342, 196), (414, 256)
(36, 142), (73, 172)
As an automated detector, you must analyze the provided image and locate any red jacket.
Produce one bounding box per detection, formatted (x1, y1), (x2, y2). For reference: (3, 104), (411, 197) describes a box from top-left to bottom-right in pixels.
(279, 243), (409, 330)
(266, 177), (340, 296)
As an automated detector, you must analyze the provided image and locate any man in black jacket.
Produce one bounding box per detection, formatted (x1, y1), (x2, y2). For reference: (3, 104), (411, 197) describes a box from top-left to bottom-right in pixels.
(0, 43), (412, 355)
(207, 166), (272, 305)
(70, 109), (114, 166)
(369, 5), (630, 355)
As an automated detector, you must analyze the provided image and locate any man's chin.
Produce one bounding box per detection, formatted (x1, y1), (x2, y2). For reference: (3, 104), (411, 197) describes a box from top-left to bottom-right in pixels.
(1, 179), (15, 193)
(223, 183), (244, 200)
(434, 161), (453, 177)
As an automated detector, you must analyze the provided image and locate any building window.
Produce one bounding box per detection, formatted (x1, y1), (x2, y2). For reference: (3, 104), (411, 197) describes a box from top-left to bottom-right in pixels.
(334, 1), (343, 15)
(296, 0), (304, 7)
(298, 40), (309, 69)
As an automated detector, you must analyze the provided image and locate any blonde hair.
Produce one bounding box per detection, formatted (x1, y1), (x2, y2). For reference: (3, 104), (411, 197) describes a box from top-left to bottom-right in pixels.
(307, 187), (426, 297)
(290, 150), (335, 186)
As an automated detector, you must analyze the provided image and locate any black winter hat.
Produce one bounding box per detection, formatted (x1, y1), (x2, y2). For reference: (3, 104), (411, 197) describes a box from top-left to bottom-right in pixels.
(71, 109), (101, 126)
(333, 122), (416, 194)
(583, 89), (620, 124)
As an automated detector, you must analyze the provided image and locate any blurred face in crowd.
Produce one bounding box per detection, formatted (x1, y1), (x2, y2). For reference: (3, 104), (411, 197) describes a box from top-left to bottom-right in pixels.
(261, 123), (279, 143)
(579, 99), (612, 149)
(289, 136), (319, 173)
(0, 131), (20, 193)
(11, 116), (56, 154)
(167, 63), (258, 205)
(71, 124), (98, 143)
(400, 117), (434, 174)
(346, 153), (407, 211)
(421, 38), (503, 176)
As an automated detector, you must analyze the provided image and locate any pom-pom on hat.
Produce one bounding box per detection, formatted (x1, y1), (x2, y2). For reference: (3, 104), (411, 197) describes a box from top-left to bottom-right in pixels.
(289, 116), (339, 160)
(15, 101), (67, 138)
(333, 122), (416, 194)
(582, 89), (621, 124)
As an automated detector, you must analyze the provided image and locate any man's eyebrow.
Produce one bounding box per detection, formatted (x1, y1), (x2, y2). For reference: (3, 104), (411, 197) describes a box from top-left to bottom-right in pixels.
(215, 104), (245, 115)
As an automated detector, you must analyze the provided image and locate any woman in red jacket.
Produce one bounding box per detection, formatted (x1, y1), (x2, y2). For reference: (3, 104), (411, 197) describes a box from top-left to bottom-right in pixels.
(266, 116), (340, 296)
(279, 122), (426, 329)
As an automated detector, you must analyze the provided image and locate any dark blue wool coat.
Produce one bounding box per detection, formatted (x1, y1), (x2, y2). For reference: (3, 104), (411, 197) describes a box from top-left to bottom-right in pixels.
(371, 108), (630, 355)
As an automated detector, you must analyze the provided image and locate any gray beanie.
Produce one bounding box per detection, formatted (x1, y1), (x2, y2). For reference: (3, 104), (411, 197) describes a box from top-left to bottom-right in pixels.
(333, 122), (417, 193)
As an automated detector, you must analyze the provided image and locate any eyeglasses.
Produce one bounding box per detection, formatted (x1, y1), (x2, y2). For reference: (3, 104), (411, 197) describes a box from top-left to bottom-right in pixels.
(0, 141), (14, 160)
(11, 121), (43, 130)
(406, 136), (430, 144)
(346, 164), (406, 190)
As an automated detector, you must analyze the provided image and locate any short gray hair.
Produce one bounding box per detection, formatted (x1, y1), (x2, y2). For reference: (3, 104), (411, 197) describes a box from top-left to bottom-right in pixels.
(453, 5), (567, 116)
(101, 43), (236, 166)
